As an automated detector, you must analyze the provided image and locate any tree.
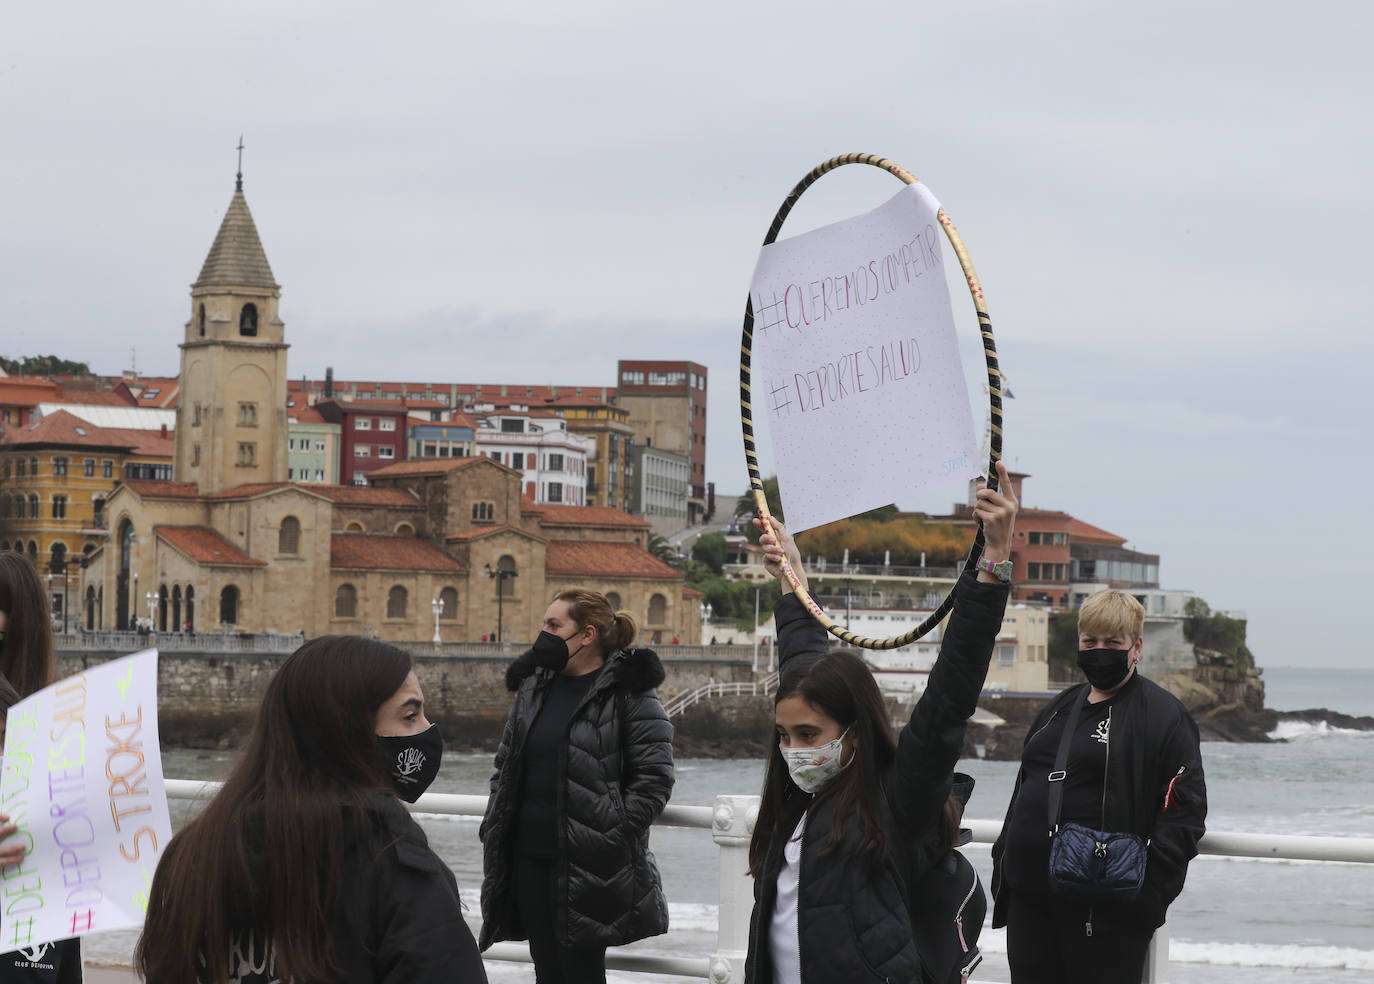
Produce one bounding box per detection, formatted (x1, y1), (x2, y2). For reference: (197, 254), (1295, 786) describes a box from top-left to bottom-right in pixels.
(692, 532), (727, 575)
(0, 354), (93, 376)
(1183, 597), (1253, 670)
(646, 533), (682, 570)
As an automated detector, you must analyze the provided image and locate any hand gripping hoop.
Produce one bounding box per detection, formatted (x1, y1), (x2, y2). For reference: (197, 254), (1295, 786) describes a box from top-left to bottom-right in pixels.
(739, 153), (1005, 650)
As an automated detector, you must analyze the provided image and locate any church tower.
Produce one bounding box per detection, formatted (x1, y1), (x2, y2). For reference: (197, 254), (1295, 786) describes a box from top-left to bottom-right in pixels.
(175, 165), (289, 493)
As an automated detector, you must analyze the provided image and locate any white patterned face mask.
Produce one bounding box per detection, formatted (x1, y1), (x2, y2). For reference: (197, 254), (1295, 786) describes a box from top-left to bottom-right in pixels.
(779, 727), (852, 793)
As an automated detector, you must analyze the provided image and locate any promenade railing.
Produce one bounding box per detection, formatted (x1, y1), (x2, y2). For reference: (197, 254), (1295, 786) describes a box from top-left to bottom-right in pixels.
(661, 672), (780, 718)
(163, 780), (1374, 984)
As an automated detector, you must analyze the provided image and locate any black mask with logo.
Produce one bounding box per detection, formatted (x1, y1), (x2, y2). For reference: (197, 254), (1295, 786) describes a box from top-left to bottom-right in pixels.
(1077, 647), (1134, 691)
(526, 629), (586, 672)
(376, 722), (443, 803)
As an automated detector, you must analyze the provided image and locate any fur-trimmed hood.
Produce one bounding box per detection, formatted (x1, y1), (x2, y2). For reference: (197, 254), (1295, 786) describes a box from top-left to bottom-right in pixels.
(504, 646), (666, 693)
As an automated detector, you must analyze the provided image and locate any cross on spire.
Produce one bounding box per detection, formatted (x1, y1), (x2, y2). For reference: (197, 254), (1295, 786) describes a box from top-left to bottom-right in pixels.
(236, 135), (245, 191)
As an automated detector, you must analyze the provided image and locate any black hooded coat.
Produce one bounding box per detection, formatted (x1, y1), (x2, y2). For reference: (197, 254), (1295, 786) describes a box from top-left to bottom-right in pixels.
(478, 646), (674, 950)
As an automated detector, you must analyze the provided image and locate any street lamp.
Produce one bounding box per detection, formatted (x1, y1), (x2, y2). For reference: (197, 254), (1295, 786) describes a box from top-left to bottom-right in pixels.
(485, 563), (518, 643)
(431, 596), (444, 645)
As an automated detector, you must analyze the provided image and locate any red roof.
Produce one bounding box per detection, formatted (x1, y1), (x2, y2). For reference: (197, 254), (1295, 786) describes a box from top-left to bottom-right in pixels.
(289, 406), (329, 424)
(545, 541), (679, 579)
(368, 457), (488, 478)
(205, 483), (292, 500)
(120, 479), (201, 498)
(528, 504), (651, 529)
(155, 526), (264, 566)
(446, 524), (547, 544)
(1066, 518), (1127, 547)
(331, 534), (466, 572)
(320, 399), (409, 414)
(45, 390), (136, 408)
(682, 586), (706, 598)
(0, 378), (63, 406)
(0, 410), (144, 450)
(312, 485), (419, 507)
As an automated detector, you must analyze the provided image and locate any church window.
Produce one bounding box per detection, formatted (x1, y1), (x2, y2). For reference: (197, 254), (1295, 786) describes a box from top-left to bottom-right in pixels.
(335, 583), (358, 618)
(278, 516), (301, 555)
(386, 585), (408, 619)
(192, 445), (201, 467)
(648, 593), (667, 625)
(438, 586), (458, 620)
(605, 592), (622, 612)
(198, 304), (206, 337)
(395, 523), (414, 535)
(236, 443), (257, 467)
(239, 303), (258, 337)
(193, 403), (202, 426)
(471, 502), (494, 522)
(496, 555), (516, 598)
(52, 495), (67, 519)
(238, 402), (258, 427)
(220, 585), (239, 625)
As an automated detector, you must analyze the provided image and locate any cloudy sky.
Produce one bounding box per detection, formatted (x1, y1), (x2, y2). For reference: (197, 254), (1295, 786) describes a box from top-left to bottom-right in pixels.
(4, 1), (1370, 669)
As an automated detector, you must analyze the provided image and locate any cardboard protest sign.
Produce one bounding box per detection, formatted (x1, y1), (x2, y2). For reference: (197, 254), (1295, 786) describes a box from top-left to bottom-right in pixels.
(0, 649), (171, 951)
(749, 183), (979, 532)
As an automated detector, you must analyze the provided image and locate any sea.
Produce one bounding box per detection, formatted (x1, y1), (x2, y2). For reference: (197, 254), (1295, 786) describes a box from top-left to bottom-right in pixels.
(88, 666), (1374, 982)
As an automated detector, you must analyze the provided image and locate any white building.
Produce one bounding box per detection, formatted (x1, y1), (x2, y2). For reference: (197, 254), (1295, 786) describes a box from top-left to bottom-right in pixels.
(471, 407), (593, 506)
(1070, 583), (1195, 617)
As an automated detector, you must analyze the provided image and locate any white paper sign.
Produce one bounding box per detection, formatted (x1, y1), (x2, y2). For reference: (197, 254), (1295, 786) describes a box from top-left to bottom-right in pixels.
(0, 649), (171, 950)
(749, 183), (980, 532)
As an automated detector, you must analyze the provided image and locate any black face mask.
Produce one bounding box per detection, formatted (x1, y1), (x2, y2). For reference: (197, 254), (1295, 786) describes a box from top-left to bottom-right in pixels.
(1077, 647), (1133, 691)
(527, 629), (586, 672)
(376, 723), (443, 803)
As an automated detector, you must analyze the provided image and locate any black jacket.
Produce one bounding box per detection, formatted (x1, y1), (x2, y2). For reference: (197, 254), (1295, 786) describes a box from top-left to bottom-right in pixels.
(479, 647), (674, 950)
(150, 797), (486, 984)
(990, 674), (1207, 932)
(0, 939), (81, 983)
(746, 573), (1009, 984)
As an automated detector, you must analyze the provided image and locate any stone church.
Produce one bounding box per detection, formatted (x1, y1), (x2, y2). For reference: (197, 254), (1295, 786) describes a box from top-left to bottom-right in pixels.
(85, 176), (694, 645)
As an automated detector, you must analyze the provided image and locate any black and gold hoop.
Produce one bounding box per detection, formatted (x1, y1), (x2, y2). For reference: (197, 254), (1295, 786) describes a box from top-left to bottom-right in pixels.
(740, 153), (1004, 650)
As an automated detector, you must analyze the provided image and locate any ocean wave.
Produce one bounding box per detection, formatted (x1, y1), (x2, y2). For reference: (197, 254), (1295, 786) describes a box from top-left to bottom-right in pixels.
(1269, 720), (1374, 741)
(1172, 939), (1374, 970)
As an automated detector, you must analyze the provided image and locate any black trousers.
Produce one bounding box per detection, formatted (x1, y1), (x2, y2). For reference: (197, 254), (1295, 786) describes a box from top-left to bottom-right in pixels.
(1006, 893), (1152, 984)
(514, 855), (608, 984)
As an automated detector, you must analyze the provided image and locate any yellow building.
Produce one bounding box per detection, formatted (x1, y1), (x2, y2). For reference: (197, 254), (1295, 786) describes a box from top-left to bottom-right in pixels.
(0, 412), (173, 627)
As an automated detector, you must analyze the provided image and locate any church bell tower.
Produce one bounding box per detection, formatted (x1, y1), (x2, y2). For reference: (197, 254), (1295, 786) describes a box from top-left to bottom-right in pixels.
(175, 158), (289, 494)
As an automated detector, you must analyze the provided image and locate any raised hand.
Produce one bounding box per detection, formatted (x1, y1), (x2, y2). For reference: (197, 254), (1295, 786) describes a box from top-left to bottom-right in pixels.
(754, 516), (809, 593)
(972, 460), (1018, 560)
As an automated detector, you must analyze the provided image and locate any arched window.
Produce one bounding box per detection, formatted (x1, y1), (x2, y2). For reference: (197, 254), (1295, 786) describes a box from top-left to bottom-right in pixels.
(185, 586), (195, 632)
(26, 541), (37, 562)
(648, 593), (667, 625)
(198, 303), (206, 337)
(395, 522), (414, 535)
(85, 587), (96, 631)
(497, 555), (516, 598)
(220, 585), (239, 625)
(172, 585), (182, 633)
(118, 518), (134, 630)
(335, 583), (358, 618)
(605, 592), (622, 612)
(345, 521), (364, 533)
(278, 516), (301, 554)
(50, 542), (67, 573)
(28, 494), (39, 519)
(386, 585), (408, 619)
(438, 586), (458, 620)
(158, 584), (169, 632)
(239, 303), (258, 337)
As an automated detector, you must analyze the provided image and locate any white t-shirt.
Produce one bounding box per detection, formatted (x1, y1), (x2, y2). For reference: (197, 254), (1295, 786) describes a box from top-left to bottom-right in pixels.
(769, 815), (806, 984)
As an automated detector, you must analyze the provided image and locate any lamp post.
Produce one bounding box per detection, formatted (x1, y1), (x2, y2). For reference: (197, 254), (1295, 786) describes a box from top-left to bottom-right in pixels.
(485, 563), (518, 643)
(431, 596), (444, 645)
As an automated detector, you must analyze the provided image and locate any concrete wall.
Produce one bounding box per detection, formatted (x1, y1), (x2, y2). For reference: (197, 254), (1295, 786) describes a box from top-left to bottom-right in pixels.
(57, 648), (756, 749)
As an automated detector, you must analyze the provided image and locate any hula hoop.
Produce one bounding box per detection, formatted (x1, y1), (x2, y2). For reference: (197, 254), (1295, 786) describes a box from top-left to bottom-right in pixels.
(739, 153), (1004, 651)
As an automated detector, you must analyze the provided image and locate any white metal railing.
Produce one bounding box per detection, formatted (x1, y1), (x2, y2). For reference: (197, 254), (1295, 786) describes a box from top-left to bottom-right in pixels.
(162, 780), (1374, 984)
(661, 672), (780, 719)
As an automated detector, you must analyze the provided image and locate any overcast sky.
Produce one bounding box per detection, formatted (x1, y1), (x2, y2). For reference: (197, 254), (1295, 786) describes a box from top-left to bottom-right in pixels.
(4, 1), (1370, 669)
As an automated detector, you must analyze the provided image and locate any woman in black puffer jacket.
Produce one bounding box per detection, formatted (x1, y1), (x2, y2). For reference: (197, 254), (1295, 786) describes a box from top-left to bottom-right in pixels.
(479, 588), (674, 984)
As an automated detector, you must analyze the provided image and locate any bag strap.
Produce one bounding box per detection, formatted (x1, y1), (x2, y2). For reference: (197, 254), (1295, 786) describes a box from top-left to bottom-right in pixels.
(1046, 692), (1086, 835)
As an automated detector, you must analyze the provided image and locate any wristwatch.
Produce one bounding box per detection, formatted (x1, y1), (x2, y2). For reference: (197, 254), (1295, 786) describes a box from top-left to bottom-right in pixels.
(975, 556), (1013, 582)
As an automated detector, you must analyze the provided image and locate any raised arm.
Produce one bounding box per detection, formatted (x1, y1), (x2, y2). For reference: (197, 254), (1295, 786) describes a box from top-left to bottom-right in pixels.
(758, 517), (829, 668)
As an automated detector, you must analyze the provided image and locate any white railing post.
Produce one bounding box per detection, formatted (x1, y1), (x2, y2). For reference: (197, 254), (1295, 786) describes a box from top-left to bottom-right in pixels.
(709, 794), (760, 984)
(1143, 921), (1169, 983)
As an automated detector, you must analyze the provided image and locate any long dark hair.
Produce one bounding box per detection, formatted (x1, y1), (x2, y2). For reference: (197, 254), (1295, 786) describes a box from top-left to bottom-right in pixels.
(0, 552), (55, 698)
(748, 648), (897, 877)
(135, 636), (412, 983)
